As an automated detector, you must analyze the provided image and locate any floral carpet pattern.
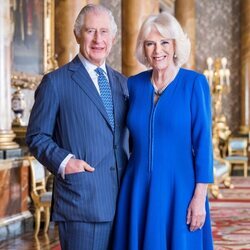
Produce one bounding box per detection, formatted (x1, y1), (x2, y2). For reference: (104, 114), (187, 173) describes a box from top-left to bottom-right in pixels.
(210, 177), (250, 250)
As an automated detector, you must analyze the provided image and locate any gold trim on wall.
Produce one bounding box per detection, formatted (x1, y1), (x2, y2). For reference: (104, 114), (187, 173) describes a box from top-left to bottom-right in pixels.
(44, 0), (58, 73)
(11, 72), (42, 90)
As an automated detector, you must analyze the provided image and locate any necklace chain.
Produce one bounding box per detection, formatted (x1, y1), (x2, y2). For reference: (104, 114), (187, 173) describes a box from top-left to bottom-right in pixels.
(151, 67), (179, 97)
(153, 83), (168, 96)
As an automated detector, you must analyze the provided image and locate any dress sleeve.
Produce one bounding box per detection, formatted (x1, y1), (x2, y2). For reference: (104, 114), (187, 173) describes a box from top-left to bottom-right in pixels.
(191, 74), (214, 183)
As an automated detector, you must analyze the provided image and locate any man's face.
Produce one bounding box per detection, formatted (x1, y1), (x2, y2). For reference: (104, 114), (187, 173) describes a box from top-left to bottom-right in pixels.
(75, 11), (115, 66)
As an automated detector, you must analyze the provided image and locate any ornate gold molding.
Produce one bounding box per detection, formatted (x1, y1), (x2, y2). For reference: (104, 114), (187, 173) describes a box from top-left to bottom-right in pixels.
(11, 71), (42, 90)
(44, 0), (58, 73)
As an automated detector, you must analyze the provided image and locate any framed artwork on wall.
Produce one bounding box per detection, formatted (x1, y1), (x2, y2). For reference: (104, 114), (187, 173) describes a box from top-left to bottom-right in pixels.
(11, 0), (57, 88)
(12, 0), (44, 74)
(10, 0), (57, 126)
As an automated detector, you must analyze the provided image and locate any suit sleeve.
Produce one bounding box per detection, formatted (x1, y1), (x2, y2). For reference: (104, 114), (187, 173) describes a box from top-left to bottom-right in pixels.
(26, 74), (71, 175)
(191, 74), (214, 183)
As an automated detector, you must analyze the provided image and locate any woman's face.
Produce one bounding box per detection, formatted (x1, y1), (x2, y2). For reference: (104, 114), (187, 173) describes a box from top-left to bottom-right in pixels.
(144, 28), (175, 71)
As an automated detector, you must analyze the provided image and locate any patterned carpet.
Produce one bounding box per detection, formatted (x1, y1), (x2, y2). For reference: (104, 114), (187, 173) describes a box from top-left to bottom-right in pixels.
(210, 177), (250, 250)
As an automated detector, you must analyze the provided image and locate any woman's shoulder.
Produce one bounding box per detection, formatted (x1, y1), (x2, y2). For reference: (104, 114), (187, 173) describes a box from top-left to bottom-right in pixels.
(179, 68), (205, 80)
(179, 68), (208, 87)
(128, 70), (152, 82)
(179, 68), (210, 98)
(127, 70), (152, 91)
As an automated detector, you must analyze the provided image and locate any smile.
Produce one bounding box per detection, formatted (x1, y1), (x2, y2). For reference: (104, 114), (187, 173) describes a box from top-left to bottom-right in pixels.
(91, 46), (105, 51)
(153, 55), (166, 61)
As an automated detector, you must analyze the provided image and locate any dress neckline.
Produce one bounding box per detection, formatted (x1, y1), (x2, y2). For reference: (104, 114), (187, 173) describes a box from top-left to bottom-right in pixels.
(149, 68), (181, 97)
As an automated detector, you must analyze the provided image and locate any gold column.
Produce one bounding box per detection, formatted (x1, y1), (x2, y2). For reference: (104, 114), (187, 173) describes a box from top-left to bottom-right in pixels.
(0, 1), (19, 150)
(175, 0), (195, 69)
(55, 0), (99, 67)
(122, 0), (159, 76)
(240, 0), (250, 133)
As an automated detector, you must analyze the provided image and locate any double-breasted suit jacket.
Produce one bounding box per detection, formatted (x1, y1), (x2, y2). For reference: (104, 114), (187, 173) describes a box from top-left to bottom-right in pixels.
(26, 56), (129, 222)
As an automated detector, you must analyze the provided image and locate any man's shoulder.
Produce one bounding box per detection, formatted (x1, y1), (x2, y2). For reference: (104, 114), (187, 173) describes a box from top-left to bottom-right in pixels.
(38, 62), (74, 91)
(45, 56), (81, 78)
(46, 62), (72, 77)
(106, 65), (127, 81)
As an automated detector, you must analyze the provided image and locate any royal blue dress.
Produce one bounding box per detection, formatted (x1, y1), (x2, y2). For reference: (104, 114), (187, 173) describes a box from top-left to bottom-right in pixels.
(113, 68), (214, 250)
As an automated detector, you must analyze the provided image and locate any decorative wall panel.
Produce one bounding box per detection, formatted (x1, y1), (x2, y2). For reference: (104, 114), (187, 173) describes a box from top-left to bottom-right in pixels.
(101, 0), (122, 72)
(196, 0), (240, 132)
(0, 160), (29, 218)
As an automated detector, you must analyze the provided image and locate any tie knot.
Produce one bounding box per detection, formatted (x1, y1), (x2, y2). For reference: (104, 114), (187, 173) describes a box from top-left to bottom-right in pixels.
(95, 67), (105, 76)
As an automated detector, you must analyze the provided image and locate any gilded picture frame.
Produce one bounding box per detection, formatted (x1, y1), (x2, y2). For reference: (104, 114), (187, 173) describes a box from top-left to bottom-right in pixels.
(11, 0), (57, 90)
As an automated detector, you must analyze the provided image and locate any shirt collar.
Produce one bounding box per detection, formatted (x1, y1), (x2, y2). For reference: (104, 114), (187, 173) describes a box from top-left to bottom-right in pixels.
(78, 53), (107, 74)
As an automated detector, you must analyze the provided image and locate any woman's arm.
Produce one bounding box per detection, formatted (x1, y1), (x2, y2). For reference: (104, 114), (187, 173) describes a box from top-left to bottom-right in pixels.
(186, 183), (208, 231)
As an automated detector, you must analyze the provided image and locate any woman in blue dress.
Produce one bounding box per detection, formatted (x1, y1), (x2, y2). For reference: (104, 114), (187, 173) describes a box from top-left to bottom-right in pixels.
(113, 12), (214, 250)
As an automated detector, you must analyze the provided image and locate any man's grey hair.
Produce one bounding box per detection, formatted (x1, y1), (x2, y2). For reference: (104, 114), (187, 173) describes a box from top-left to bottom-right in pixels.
(74, 4), (117, 37)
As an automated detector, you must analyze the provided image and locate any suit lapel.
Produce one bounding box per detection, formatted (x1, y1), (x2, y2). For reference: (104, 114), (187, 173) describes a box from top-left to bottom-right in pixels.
(107, 65), (122, 129)
(69, 56), (111, 129)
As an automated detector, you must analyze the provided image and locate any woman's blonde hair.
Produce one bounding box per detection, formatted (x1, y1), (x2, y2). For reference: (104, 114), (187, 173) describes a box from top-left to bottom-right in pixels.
(136, 12), (191, 67)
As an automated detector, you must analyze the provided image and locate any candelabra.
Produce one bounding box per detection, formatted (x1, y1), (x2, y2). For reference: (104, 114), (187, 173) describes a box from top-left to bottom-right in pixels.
(204, 57), (231, 157)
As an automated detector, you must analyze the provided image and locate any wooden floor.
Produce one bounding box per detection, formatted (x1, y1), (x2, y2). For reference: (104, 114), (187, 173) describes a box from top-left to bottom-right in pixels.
(0, 226), (60, 250)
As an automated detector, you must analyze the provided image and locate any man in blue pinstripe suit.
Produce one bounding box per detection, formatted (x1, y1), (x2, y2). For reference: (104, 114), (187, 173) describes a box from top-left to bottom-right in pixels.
(26, 4), (129, 250)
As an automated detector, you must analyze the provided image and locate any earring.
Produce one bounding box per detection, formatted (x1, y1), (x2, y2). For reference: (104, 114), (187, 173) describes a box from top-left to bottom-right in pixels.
(174, 53), (177, 59)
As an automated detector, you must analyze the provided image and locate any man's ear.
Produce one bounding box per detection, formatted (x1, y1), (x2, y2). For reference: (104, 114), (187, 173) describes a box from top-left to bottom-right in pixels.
(74, 30), (80, 44)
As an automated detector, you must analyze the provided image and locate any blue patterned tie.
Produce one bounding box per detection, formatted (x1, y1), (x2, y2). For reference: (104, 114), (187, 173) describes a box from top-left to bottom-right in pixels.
(95, 67), (114, 130)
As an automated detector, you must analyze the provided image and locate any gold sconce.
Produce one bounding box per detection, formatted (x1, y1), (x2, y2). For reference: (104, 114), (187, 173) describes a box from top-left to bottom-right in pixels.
(204, 57), (231, 157)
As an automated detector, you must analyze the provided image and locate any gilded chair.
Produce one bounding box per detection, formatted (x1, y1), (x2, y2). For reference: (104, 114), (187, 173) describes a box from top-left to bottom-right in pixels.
(225, 137), (249, 177)
(28, 157), (52, 235)
(210, 157), (233, 199)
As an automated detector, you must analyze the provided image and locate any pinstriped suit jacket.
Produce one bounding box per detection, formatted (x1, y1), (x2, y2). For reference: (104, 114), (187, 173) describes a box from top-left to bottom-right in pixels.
(26, 56), (129, 222)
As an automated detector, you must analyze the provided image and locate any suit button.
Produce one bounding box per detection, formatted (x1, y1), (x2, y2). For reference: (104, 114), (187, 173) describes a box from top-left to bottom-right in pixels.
(110, 166), (115, 171)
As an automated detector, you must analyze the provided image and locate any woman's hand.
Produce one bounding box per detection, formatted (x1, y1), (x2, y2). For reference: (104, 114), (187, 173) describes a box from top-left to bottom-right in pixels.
(186, 183), (208, 232)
